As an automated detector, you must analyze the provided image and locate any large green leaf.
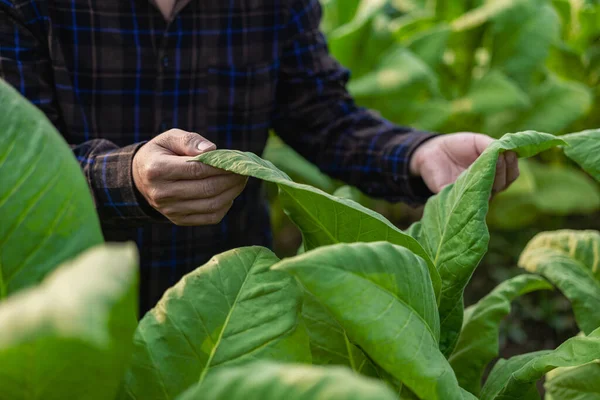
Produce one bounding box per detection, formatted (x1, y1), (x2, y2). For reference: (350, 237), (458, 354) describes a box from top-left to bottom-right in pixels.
(262, 135), (337, 193)
(489, 159), (600, 229)
(348, 46), (438, 98)
(361, 13), (397, 75)
(519, 230), (600, 334)
(0, 80), (103, 298)
(193, 150), (441, 300)
(273, 242), (462, 400)
(449, 275), (553, 396)
(452, 71), (530, 115)
(295, 216), (397, 387)
(512, 77), (593, 134)
(320, 0), (361, 34)
(487, 159), (539, 230)
(0, 244), (138, 400)
(547, 41), (588, 83)
(177, 361), (398, 400)
(406, 26), (451, 68)
(489, 2), (561, 87)
(408, 131), (565, 355)
(327, 0), (387, 75)
(528, 161), (600, 215)
(300, 291), (380, 378)
(479, 351), (549, 400)
(122, 247), (309, 400)
(410, 100), (454, 131)
(563, 129), (600, 182)
(488, 156), (600, 230)
(480, 328), (600, 400)
(545, 360), (600, 400)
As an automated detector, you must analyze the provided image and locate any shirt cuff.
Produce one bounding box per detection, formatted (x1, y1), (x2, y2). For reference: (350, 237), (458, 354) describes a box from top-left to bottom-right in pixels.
(381, 131), (438, 205)
(89, 142), (168, 224)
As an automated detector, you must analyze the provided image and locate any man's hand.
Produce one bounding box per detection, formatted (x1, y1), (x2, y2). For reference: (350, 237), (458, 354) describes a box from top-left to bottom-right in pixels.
(410, 133), (519, 194)
(133, 129), (247, 226)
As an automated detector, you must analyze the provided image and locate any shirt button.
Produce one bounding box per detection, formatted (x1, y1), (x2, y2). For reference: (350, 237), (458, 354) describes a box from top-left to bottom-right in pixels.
(162, 55), (169, 68)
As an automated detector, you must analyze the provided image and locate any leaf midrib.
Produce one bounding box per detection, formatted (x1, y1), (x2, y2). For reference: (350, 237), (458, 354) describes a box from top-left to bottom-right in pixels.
(294, 262), (439, 345)
(432, 159), (493, 266)
(196, 251), (255, 385)
(279, 185), (340, 245)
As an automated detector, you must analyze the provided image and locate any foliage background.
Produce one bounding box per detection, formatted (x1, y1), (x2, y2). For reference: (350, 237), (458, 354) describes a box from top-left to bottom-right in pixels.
(265, 0), (600, 373)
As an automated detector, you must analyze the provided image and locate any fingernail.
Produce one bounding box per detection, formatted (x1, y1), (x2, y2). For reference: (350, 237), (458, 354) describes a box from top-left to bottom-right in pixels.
(497, 156), (504, 167)
(197, 141), (216, 152)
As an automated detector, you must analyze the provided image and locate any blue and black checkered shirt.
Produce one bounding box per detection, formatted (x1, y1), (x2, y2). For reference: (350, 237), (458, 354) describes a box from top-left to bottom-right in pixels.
(0, 0), (434, 314)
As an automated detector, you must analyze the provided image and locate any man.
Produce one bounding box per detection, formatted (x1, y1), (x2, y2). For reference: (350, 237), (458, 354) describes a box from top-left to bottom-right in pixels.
(0, 0), (518, 314)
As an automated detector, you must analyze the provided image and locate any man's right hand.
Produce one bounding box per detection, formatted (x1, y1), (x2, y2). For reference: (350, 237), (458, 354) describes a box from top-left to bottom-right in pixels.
(132, 129), (247, 226)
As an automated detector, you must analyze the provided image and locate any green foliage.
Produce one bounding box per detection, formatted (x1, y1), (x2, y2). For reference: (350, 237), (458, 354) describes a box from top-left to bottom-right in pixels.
(480, 328), (600, 400)
(4, 66), (600, 400)
(320, 0), (599, 135)
(520, 230), (600, 335)
(177, 361), (398, 400)
(262, 1), (600, 237)
(122, 247), (310, 400)
(488, 159), (600, 230)
(194, 149), (441, 300)
(449, 275), (553, 396)
(563, 129), (600, 182)
(545, 360), (600, 400)
(286, 0), (600, 236)
(194, 129), (600, 398)
(0, 80), (103, 298)
(406, 131), (564, 355)
(0, 244), (138, 400)
(262, 135), (337, 194)
(274, 242), (453, 399)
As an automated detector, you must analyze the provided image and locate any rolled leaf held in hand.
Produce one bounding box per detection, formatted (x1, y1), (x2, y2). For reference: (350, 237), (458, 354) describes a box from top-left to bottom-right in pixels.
(193, 150), (441, 301)
(407, 131), (564, 355)
(563, 129), (600, 182)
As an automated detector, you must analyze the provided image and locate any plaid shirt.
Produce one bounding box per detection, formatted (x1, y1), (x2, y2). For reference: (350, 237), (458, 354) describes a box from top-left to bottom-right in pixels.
(0, 0), (434, 314)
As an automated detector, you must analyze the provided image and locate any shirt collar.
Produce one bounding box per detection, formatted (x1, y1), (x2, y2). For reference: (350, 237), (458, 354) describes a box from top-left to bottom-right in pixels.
(149, 0), (193, 22)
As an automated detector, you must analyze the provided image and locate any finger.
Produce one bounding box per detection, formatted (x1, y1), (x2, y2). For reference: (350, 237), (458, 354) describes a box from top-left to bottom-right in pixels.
(505, 151), (520, 186)
(171, 203), (233, 227)
(163, 183), (246, 216)
(144, 156), (232, 181)
(150, 174), (248, 205)
(423, 167), (454, 194)
(471, 133), (495, 156)
(154, 129), (216, 156)
(493, 154), (507, 193)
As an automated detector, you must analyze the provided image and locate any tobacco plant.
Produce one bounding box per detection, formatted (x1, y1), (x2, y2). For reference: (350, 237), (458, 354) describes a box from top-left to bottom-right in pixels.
(1, 66), (600, 400)
(264, 0), (600, 231)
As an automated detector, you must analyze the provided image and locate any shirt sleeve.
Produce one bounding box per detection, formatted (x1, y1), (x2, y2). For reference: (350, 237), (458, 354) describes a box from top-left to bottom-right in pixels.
(0, 4), (162, 224)
(272, 0), (436, 204)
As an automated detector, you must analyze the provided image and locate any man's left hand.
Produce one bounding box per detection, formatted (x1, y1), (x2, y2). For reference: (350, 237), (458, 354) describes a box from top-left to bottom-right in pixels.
(410, 132), (520, 195)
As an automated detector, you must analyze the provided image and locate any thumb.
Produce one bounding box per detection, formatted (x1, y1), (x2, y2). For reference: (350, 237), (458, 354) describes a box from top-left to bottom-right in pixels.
(155, 129), (216, 156)
(472, 133), (494, 156)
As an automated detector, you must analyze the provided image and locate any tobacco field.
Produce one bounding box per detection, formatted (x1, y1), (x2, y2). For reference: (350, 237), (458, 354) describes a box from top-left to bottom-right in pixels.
(1, 0), (600, 399)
